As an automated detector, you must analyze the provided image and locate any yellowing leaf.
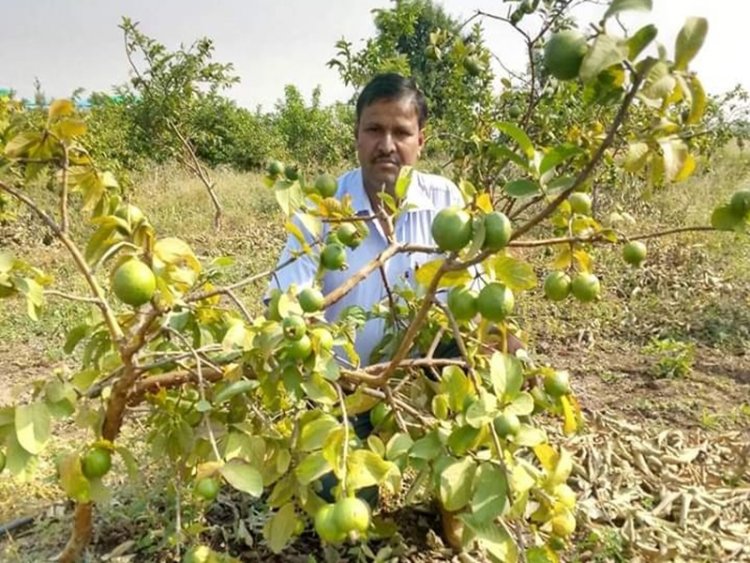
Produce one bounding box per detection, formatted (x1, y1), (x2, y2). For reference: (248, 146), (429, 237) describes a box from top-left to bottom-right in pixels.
(346, 449), (397, 492)
(415, 259), (471, 288)
(675, 17), (708, 71)
(674, 153), (696, 182)
(687, 75), (707, 125)
(48, 99), (75, 120)
(57, 118), (87, 140)
(573, 249), (593, 273)
(623, 142), (650, 173)
(560, 395), (580, 435)
(534, 444), (557, 472)
(550, 246), (572, 270)
(15, 402), (51, 454)
(492, 254), (537, 291)
(476, 192), (493, 213)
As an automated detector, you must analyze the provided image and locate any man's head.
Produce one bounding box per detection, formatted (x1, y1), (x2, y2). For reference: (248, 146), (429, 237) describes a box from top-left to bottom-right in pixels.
(355, 73), (427, 197)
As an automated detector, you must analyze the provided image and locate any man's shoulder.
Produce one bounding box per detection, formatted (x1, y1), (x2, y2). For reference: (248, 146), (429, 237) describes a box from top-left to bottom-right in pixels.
(411, 169), (462, 208)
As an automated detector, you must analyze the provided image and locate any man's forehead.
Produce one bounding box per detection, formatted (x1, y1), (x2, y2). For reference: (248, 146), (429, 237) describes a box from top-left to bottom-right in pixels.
(359, 97), (420, 122)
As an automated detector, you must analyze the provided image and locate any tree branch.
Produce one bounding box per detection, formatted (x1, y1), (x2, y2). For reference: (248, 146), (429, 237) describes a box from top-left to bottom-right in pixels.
(0, 180), (125, 343)
(511, 70), (646, 240)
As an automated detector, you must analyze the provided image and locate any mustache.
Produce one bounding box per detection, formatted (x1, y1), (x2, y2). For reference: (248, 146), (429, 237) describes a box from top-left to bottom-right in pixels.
(373, 155), (400, 165)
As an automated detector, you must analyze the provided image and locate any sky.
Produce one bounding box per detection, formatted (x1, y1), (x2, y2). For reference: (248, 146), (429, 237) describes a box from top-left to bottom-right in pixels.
(1, 0), (746, 111)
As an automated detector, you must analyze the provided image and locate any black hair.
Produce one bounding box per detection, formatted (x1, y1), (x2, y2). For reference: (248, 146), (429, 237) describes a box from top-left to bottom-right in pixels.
(355, 73), (428, 128)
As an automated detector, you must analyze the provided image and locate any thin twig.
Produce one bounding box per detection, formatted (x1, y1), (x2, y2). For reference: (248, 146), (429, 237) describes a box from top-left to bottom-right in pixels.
(187, 256), (297, 302)
(60, 144), (70, 233)
(44, 290), (100, 304)
(0, 180), (124, 343)
(336, 383), (350, 493)
(166, 328), (222, 461)
(508, 225), (721, 248)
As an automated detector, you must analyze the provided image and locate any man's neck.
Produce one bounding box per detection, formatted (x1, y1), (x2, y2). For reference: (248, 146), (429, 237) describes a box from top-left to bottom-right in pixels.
(363, 180), (394, 216)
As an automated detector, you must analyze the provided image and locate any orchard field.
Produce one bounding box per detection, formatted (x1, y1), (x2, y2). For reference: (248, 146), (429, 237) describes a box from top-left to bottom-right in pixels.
(1, 1), (750, 562)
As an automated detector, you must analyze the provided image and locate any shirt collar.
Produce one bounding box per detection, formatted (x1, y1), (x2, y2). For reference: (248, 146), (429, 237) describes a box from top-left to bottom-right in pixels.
(346, 168), (436, 213)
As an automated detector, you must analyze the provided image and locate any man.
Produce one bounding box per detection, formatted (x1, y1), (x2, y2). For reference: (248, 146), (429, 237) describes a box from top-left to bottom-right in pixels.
(271, 72), (464, 366)
(270, 73), (513, 547)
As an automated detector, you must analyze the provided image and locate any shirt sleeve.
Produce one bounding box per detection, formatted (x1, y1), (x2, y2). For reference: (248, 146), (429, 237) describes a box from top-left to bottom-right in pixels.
(266, 213), (320, 300)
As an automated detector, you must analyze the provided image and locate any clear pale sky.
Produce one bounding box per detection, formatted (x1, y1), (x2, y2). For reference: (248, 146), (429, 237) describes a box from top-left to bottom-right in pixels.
(1, 1), (745, 110)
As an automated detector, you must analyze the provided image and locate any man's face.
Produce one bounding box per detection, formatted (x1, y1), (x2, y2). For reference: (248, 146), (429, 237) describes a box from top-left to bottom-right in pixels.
(356, 97), (425, 195)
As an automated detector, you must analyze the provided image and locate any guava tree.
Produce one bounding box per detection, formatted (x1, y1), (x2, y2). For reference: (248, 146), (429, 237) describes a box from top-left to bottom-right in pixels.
(1, 2), (749, 563)
(118, 18), (239, 229)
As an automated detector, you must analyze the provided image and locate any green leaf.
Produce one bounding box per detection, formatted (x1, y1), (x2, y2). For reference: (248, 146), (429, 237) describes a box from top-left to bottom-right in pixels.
(439, 457), (477, 511)
(220, 459), (263, 496)
(394, 165), (413, 200)
(489, 352), (506, 398)
(513, 424), (547, 447)
(580, 34), (628, 83)
(440, 365), (475, 412)
(299, 415), (340, 452)
(492, 254), (537, 291)
(539, 145), (581, 176)
(505, 392), (534, 416)
(58, 452), (91, 502)
(495, 122), (535, 159)
(410, 430), (442, 460)
(546, 176), (576, 193)
(4, 431), (33, 476)
(4, 131), (42, 158)
(274, 180), (305, 217)
(711, 205), (746, 232)
(72, 369), (99, 392)
(347, 449), (397, 492)
(487, 144), (529, 170)
(64, 324), (90, 354)
(465, 392), (498, 428)
(510, 461), (537, 494)
(295, 451), (331, 485)
(504, 179), (541, 198)
(301, 372), (338, 404)
(470, 463), (507, 522)
(447, 425), (482, 456)
(15, 402), (51, 454)
(263, 503), (298, 554)
(674, 17), (708, 71)
(213, 379), (258, 404)
(603, 0), (652, 21)
(461, 513), (518, 563)
(386, 432), (414, 460)
(627, 24), (658, 60)
(296, 213), (322, 240)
